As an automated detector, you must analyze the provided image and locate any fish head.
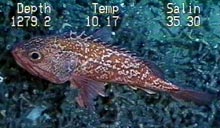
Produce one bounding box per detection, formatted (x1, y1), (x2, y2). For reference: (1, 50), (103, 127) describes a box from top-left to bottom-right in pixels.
(12, 36), (78, 84)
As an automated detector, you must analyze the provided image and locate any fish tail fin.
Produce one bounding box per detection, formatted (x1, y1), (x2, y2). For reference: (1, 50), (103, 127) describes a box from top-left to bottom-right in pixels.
(171, 89), (214, 105)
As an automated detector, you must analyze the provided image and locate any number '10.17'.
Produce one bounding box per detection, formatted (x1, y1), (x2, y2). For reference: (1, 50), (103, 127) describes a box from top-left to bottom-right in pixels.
(86, 16), (119, 27)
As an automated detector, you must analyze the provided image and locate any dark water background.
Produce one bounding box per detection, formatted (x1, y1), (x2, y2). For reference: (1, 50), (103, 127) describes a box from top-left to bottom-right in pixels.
(0, 0), (219, 127)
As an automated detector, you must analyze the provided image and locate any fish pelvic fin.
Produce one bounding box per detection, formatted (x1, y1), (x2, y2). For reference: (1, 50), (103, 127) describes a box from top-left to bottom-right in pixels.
(70, 74), (106, 110)
(171, 88), (214, 105)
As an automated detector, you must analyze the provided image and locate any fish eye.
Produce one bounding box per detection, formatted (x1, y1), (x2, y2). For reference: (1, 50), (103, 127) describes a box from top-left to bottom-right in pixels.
(29, 51), (42, 61)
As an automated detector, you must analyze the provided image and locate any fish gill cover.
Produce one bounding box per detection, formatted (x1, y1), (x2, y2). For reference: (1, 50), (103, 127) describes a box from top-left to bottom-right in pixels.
(0, 0), (220, 127)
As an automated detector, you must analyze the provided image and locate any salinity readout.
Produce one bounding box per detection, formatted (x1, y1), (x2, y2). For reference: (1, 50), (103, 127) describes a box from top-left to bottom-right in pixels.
(11, 3), (51, 27)
(166, 3), (201, 27)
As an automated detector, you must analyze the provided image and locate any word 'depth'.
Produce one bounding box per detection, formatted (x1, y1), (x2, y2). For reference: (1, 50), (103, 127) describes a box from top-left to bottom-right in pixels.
(17, 3), (51, 14)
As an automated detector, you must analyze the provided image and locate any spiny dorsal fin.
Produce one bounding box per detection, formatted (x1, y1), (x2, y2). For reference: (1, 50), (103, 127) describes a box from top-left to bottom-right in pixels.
(64, 29), (143, 61)
(67, 29), (110, 45)
(92, 27), (113, 43)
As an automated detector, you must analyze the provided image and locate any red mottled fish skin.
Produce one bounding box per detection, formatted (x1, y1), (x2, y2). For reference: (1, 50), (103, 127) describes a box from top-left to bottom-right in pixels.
(12, 31), (214, 109)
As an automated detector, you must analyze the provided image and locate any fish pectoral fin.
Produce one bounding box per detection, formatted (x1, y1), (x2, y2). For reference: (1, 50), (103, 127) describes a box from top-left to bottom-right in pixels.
(70, 74), (106, 109)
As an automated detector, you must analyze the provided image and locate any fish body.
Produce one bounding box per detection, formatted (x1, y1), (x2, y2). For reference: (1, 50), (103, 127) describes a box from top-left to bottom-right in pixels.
(12, 30), (213, 108)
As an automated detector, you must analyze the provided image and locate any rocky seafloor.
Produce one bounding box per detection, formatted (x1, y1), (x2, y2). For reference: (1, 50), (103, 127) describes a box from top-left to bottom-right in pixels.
(0, 0), (219, 127)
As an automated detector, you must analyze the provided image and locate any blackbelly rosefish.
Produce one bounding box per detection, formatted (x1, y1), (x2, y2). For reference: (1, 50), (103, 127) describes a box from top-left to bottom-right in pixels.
(12, 30), (214, 109)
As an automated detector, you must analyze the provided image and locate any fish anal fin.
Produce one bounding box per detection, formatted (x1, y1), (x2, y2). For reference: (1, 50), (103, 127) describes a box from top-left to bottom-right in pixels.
(70, 74), (106, 109)
(143, 89), (156, 94)
(129, 85), (156, 94)
(129, 86), (137, 90)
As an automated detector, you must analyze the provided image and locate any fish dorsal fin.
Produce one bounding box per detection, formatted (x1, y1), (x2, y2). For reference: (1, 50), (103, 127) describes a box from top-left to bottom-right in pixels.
(62, 28), (113, 46)
(63, 29), (143, 62)
(144, 60), (165, 80)
(92, 27), (113, 43)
